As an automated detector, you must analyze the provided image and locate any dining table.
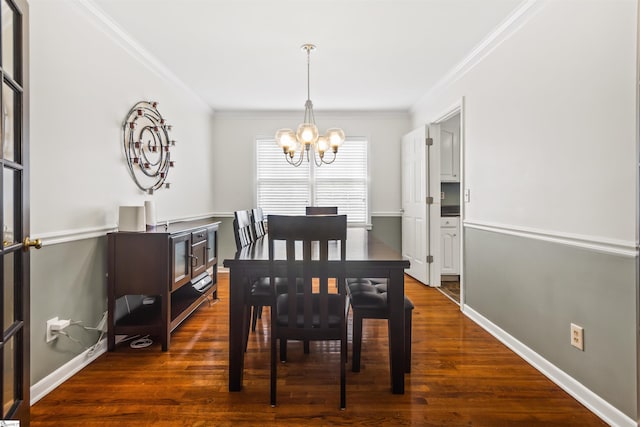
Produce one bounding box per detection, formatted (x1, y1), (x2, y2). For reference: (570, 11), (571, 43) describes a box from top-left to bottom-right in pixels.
(223, 227), (411, 394)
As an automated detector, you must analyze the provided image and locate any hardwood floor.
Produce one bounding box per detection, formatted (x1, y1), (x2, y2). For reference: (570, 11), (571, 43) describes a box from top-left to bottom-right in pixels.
(31, 273), (606, 426)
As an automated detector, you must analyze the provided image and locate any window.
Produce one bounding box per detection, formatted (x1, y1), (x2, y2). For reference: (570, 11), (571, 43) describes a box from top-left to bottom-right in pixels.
(256, 137), (369, 226)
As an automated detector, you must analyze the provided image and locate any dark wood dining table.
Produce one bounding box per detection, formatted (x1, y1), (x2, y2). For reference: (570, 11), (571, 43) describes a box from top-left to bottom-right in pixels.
(223, 228), (411, 394)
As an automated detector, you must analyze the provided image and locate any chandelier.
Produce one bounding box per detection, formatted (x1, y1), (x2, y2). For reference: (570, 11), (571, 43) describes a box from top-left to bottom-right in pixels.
(275, 44), (345, 167)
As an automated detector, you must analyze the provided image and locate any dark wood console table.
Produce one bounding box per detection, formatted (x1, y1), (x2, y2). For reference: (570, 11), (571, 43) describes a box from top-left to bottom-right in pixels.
(107, 219), (220, 351)
(223, 228), (410, 394)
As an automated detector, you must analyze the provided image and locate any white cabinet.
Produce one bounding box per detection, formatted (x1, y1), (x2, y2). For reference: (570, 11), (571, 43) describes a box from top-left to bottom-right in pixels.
(440, 128), (460, 182)
(440, 217), (460, 275)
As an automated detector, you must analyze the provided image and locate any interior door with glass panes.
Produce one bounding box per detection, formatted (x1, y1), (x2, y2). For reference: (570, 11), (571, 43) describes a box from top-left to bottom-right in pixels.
(1, 0), (31, 425)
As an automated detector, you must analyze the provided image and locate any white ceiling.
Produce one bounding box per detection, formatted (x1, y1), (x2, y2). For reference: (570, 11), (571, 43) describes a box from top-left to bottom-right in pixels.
(90, 0), (525, 112)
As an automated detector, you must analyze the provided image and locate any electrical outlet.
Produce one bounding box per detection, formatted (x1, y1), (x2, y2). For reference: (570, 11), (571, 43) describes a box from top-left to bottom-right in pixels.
(46, 317), (70, 343)
(46, 317), (60, 343)
(571, 323), (584, 351)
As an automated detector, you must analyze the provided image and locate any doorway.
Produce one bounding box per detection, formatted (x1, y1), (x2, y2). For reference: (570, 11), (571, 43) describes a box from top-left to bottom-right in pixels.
(437, 110), (462, 305)
(401, 102), (464, 306)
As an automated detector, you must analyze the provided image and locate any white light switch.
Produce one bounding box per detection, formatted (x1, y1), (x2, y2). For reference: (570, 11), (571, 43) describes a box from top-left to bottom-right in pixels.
(464, 188), (471, 203)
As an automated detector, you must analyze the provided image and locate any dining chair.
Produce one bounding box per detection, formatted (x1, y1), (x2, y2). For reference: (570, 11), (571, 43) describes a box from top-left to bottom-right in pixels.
(252, 207), (267, 239)
(233, 210), (263, 348)
(233, 209), (255, 250)
(305, 206), (338, 215)
(268, 214), (348, 409)
(346, 278), (414, 373)
(233, 210), (305, 347)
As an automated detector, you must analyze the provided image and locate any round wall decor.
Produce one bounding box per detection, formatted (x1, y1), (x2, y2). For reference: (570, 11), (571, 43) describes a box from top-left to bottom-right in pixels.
(122, 101), (175, 194)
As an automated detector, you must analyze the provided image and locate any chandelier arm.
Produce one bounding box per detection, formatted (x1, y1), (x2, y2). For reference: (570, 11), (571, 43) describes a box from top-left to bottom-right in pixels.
(285, 150), (305, 167)
(321, 150), (337, 165)
(312, 149), (323, 167)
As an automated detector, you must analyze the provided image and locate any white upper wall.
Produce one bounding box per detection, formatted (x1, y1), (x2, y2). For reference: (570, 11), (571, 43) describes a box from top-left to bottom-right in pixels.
(210, 111), (410, 215)
(30, 0), (216, 236)
(412, 0), (637, 244)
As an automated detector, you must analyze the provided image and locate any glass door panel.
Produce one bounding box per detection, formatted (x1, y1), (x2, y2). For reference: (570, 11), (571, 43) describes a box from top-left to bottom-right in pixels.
(3, 252), (13, 327)
(3, 167), (15, 246)
(1, 0), (14, 81)
(2, 82), (16, 162)
(2, 337), (14, 415)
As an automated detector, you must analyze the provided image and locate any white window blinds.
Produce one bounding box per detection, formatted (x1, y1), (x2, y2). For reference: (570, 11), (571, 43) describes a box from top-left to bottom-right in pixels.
(256, 137), (369, 225)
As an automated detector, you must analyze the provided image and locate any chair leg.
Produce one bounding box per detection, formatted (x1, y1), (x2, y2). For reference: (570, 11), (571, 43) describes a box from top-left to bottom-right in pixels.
(280, 338), (287, 363)
(303, 340), (310, 354)
(340, 327), (346, 410)
(351, 311), (363, 372)
(243, 303), (251, 353)
(405, 308), (413, 374)
(271, 337), (277, 407)
(251, 305), (259, 332)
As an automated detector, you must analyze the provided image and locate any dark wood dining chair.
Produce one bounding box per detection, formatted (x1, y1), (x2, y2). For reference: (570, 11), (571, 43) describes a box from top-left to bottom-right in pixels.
(233, 209), (255, 250)
(346, 278), (414, 373)
(234, 210), (305, 345)
(268, 214), (348, 409)
(305, 206), (338, 215)
(252, 207), (267, 239)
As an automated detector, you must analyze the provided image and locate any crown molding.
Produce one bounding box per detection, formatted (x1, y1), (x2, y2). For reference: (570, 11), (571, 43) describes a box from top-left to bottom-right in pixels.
(212, 110), (410, 120)
(411, 0), (544, 112)
(72, 0), (213, 112)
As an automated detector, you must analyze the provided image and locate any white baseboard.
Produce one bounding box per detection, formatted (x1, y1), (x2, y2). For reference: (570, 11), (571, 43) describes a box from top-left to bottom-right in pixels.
(463, 305), (635, 427)
(30, 338), (107, 406)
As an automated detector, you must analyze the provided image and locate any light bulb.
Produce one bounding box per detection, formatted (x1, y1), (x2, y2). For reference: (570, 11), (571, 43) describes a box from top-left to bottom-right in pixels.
(316, 136), (329, 153)
(275, 128), (296, 151)
(297, 123), (318, 144)
(326, 128), (345, 148)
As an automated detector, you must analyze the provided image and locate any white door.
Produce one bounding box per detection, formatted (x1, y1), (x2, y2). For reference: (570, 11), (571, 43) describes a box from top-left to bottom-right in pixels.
(427, 124), (441, 286)
(401, 125), (441, 286)
(401, 127), (427, 283)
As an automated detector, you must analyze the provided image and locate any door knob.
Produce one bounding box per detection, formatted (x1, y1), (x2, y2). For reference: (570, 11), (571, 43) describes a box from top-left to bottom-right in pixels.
(23, 236), (42, 251)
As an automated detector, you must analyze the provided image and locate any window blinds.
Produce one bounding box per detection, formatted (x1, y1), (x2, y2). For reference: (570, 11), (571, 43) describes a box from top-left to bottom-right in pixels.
(256, 137), (369, 225)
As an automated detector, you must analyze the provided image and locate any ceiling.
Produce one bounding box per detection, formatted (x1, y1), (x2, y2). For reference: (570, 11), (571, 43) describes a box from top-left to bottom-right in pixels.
(90, 0), (526, 112)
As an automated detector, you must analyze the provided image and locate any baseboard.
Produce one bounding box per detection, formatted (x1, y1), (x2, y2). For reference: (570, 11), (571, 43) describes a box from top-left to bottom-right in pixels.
(462, 305), (635, 427)
(30, 338), (107, 406)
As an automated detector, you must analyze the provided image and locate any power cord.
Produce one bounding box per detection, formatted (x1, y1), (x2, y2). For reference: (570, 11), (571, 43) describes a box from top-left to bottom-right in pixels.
(55, 330), (87, 349)
(129, 335), (153, 349)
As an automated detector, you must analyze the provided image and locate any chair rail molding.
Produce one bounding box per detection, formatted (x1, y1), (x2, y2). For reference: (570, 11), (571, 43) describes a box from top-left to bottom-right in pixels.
(34, 212), (220, 246)
(464, 219), (637, 258)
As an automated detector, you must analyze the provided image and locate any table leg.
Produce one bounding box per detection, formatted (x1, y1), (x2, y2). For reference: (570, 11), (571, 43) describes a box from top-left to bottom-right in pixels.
(387, 269), (405, 394)
(228, 267), (247, 391)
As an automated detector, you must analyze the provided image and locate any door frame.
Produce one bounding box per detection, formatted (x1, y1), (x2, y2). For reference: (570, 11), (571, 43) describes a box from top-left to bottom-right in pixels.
(430, 98), (465, 309)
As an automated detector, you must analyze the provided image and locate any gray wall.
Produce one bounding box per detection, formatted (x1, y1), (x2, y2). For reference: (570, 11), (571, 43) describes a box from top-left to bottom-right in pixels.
(31, 238), (108, 384)
(464, 227), (636, 417)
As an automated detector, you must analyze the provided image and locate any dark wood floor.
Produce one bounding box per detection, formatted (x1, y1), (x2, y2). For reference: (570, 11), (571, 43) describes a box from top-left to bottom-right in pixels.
(31, 273), (606, 426)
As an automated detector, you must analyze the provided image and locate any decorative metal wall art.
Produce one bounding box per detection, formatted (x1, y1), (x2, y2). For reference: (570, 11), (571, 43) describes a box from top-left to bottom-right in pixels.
(122, 101), (175, 194)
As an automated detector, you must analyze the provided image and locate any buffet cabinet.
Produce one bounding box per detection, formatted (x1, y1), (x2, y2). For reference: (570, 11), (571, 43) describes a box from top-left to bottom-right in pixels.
(107, 219), (220, 351)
